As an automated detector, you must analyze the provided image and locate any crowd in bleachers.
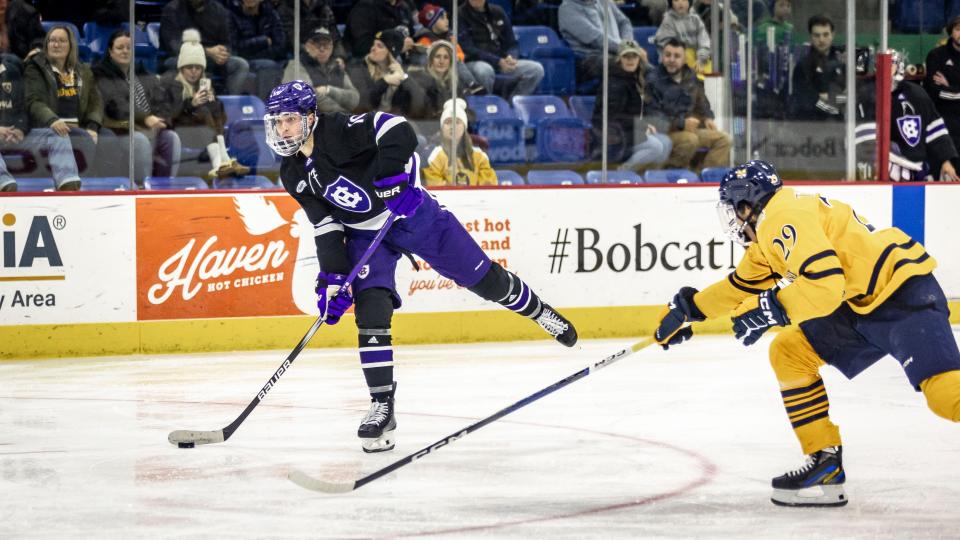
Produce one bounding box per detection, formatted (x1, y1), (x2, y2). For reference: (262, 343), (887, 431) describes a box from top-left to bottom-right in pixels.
(0, 0), (958, 191)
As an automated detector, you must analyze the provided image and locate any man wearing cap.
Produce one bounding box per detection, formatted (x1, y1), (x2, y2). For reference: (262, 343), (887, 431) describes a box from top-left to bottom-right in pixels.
(559, 0), (634, 83)
(459, 0), (544, 98)
(283, 27), (360, 114)
(925, 15), (960, 160)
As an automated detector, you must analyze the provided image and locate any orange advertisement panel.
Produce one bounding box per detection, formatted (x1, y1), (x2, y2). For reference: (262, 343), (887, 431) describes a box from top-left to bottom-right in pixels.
(136, 195), (320, 320)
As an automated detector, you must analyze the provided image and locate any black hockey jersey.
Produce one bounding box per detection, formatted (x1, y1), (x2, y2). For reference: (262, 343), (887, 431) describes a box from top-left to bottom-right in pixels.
(855, 79), (958, 179)
(279, 111), (419, 274)
(923, 43), (960, 143)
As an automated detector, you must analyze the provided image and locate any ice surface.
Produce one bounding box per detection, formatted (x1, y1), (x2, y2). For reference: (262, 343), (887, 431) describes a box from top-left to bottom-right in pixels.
(1, 333), (958, 538)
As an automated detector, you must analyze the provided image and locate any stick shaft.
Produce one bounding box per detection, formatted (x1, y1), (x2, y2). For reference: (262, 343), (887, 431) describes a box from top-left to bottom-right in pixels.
(171, 213), (398, 445)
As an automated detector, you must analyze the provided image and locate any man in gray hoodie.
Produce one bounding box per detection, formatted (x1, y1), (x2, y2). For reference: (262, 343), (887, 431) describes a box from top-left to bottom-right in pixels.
(559, 0), (633, 83)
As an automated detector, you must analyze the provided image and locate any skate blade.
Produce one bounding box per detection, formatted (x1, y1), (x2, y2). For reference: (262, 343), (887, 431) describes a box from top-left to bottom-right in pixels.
(771, 485), (848, 507)
(360, 429), (396, 453)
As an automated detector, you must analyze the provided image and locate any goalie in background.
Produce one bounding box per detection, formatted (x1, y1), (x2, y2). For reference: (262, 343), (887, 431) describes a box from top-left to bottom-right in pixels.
(855, 49), (960, 182)
(652, 160), (960, 507)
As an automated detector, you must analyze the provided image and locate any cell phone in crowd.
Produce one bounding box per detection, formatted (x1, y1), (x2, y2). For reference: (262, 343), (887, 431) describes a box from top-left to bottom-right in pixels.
(199, 78), (211, 92)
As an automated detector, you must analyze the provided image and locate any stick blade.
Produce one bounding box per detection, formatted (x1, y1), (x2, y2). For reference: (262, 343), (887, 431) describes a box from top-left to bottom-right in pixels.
(167, 430), (226, 446)
(288, 470), (356, 494)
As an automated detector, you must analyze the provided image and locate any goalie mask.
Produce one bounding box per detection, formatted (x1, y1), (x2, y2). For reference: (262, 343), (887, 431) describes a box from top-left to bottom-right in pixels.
(717, 160), (783, 246)
(264, 81), (318, 156)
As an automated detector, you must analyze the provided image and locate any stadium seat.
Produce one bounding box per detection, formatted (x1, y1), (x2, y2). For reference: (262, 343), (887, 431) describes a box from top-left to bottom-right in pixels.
(119, 22), (159, 72)
(213, 175), (277, 190)
(41, 21), (92, 62)
(225, 120), (281, 174)
(893, 0), (946, 33)
(527, 170), (584, 185)
(700, 167), (732, 182)
(568, 95), (596, 124)
(644, 169), (701, 184)
(15, 178), (55, 192)
(466, 95), (526, 165)
(146, 22), (161, 49)
(585, 170), (642, 184)
(512, 95), (591, 162)
(143, 176), (209, 190)
(494, 169), (525, 186)
(221, 95), (267, 124)
(513, 26), (577, 95)
(633, 26), (659, 66)
(80, 177), (134, 191)
(83, 22), (120, 58)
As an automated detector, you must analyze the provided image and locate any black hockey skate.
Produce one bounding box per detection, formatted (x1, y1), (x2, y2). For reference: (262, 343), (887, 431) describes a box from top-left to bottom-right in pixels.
(535, 303), (578, 347)
(771, 446), (847, 507)
(358, 384), (396, 453)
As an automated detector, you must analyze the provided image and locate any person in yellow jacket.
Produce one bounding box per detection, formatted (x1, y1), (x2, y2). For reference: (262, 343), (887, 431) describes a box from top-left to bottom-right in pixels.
(422, 98), (497, 187)
(654, 159), (960, 508)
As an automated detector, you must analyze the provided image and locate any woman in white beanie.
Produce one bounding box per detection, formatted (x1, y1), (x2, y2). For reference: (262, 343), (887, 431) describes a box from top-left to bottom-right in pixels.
(153, 29), (248, 180)
(422, 98), (496, 186)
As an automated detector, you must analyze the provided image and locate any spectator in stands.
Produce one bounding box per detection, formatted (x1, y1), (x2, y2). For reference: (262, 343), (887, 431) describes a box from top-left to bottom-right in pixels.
(754, 0), (792, 45)
(0, 54), (81, 191)
(160, 0), (251, 96)
(655, 0), (711, 74)
(411, 40), (480, 119)
(273, 0), (342, 58)
(414, 3), (485, 94)
(1, 0), (45, 64)
(24, 25), (105, 189)
(559, 0), (633, 83)
(93, 30), (182, 184)
(227, 0), (288, 100)
(282, 27), (359, 113)
(647, 38), (730, 171)
(790, 14), (845, 121)
(460, 0), (545, 98)
(641, 0), (669, 26)
(924, 15), (960, 159)
(594, 40), (671, 172)
(345, 0), (418, 62)
(348, 29), (427, 116)
(154, 30), (249, 180)
(423, 98), (496, 186)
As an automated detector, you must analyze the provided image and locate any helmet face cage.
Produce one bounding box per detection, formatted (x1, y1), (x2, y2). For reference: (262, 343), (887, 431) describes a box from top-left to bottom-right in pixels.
(717, 160), (782, 246)
(264, 112), (314, 156)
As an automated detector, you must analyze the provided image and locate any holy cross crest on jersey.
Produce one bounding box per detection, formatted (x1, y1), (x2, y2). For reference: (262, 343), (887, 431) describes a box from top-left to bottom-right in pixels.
(897, 115), (922, 147)
(322, 175), (373, 213)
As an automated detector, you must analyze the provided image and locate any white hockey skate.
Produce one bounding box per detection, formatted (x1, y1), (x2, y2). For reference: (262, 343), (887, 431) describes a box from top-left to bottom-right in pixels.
(358, 386), (396, 453)
(771, 446), (848, 507)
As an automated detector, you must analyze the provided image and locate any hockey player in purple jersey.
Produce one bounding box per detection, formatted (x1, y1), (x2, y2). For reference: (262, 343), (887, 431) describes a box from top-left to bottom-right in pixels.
(264, 81), (578, 453)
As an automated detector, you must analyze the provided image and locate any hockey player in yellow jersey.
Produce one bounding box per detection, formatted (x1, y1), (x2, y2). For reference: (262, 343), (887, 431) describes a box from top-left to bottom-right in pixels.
(654, 159), (960, 507)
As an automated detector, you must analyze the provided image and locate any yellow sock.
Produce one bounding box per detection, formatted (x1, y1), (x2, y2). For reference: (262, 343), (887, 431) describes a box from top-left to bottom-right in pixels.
(921, 370), (960, 421)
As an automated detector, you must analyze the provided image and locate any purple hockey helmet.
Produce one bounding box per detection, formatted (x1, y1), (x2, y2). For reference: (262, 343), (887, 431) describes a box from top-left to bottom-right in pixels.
(264, 81), (318, 156)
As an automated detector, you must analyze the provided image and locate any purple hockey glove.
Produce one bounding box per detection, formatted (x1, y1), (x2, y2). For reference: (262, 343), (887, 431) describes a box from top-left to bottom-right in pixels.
(316, 271), (353, 325)
(732, 287), (790, 346)
(373, 171), (423, 217)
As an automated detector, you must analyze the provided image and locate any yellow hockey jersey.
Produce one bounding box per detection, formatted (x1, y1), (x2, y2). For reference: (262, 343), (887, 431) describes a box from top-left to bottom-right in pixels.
(695, 187), (936, 324)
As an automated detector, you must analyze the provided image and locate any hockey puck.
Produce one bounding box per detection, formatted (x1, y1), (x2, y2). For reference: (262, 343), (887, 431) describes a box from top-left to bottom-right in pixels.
(178, 442), (195, 449)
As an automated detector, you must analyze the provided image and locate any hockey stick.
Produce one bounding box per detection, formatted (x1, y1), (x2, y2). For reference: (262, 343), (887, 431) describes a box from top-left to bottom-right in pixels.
(288, 336), (657, 493)
(168, 213), (399, 448)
